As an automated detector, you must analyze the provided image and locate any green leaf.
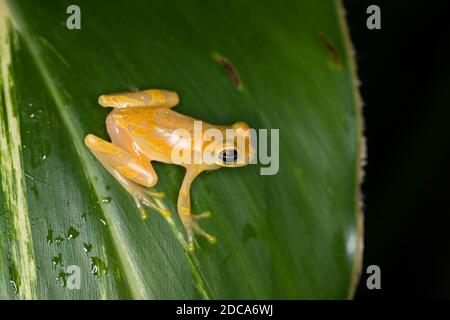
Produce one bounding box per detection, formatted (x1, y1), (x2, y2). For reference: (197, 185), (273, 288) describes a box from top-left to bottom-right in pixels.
(0, 0), (363, 299)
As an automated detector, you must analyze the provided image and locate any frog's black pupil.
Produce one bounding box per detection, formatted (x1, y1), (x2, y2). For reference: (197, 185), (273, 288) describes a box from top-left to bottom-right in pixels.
(220, 149), (238, 164)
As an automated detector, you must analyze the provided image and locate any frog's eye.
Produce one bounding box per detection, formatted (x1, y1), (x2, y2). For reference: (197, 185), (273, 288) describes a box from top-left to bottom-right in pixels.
(219, 149), (238, 164)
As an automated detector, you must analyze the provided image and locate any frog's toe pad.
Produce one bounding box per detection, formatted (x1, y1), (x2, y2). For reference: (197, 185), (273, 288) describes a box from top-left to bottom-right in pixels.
(131, 187), (170, 218)
(185, 215), (217, 252)
(192, 219), (217, 244)
(145, 190), (165, 199)
(193, 210), (212, 220)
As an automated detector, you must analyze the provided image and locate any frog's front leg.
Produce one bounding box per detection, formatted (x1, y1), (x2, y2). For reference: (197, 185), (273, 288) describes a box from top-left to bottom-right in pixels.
(178, 167), (217, 251)
(98, 89), (179, 109)
(84, 134), (169, 219)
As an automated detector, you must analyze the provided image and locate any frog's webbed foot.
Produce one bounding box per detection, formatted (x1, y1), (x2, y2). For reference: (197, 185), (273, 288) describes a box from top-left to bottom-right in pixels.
(106, 168), (169, 219)
(129, 184), (170, 219)
(183, 211), (217, 252)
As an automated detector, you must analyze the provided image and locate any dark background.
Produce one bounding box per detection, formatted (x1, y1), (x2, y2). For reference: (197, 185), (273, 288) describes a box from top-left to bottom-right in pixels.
(343, 0), (450, 299)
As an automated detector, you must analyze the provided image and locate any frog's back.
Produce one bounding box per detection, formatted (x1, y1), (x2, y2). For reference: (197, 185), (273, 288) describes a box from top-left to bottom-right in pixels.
(110, 107), (198, 163)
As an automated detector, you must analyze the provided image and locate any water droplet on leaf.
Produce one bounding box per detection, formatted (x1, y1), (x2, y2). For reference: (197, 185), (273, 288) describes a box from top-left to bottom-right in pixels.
(83, 243), (92, 255)
(46, 227), (53, 245)
(51, 253), (62, 268)
(55, 236), (64, 245)
(67, 227), (79, 240)
(90, 257), (106, 277)
(101, 196), (112, 204)
(56, 271), (70, 287)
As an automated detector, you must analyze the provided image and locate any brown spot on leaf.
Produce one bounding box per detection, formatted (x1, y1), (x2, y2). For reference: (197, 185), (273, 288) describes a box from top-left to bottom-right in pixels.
(213, 53), (243, 90)
(319, 33), (342, 68)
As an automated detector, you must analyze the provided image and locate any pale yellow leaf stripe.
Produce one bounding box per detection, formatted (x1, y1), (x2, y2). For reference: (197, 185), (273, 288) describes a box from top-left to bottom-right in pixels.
(0, 3), (37, 299)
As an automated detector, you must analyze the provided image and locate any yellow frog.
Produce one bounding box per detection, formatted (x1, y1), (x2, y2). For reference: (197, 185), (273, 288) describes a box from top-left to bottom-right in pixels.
(85, 89), (254, 251)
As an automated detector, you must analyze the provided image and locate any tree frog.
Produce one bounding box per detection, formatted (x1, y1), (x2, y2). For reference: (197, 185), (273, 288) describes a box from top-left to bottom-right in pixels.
(84, 89), (254, 251)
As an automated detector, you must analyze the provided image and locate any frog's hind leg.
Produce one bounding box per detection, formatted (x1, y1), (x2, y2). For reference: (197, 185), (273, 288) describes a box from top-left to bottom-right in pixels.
(98, 89), (179, 109)
(84, 134), (169, 219)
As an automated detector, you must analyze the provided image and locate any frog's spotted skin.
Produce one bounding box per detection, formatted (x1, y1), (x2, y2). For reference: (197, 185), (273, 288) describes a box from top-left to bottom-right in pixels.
(85, 89), (254, 251)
